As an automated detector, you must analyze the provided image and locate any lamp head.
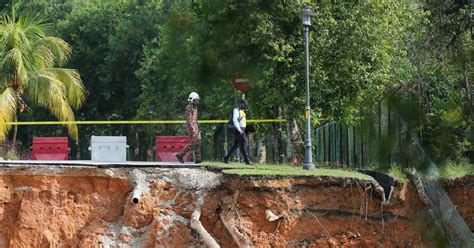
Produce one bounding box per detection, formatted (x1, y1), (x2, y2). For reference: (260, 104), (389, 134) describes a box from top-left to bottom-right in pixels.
(301, 5), (315, 27)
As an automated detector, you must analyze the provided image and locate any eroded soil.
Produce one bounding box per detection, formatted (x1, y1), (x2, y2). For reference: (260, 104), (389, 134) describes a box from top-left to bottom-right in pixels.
(0, 166), (472, 247)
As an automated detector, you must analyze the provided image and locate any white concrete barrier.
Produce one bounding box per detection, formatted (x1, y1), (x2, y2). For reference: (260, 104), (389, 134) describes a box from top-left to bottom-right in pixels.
(88, 136), (129, 162)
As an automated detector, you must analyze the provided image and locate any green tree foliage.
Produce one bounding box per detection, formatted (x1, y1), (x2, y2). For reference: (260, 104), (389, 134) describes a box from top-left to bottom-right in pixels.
(3, 0), (74, 22)
(148, 1), (416, 120)
(57, 0), (162, 121)
(136, 0), (424, 162)
(0, 0), (470, 163)
(152, 1), (419, 122)
(53, 0), (163, 158)
(389, 0), (473, 163)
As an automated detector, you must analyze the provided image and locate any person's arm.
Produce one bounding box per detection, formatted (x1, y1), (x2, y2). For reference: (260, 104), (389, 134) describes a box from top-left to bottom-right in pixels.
(232, 108), (243, 134)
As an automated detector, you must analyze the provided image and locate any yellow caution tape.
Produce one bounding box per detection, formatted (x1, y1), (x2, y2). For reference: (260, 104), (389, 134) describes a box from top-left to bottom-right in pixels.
(1, 119), (286, 126)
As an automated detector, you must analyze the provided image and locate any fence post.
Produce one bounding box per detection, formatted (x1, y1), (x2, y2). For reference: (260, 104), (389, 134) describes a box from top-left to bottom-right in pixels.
(331, 122), (336, 166)
(361, 125), (364, 168)
(335, 123), (340, 166)
(388, 103), (391, 166)
(323, 125), (327, 163)
(328, 123), (332, 165)
(315, 128), (319, 163)
(348, 126), (353, 166)
(343, 126), (348, 167)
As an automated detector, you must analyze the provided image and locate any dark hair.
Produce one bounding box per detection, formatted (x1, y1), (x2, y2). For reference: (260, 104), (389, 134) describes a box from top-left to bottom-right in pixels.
(239, 99), (248, 108)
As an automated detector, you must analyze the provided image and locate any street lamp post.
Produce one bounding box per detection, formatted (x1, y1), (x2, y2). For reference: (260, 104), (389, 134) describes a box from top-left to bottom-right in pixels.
(301, 5), (315, 170)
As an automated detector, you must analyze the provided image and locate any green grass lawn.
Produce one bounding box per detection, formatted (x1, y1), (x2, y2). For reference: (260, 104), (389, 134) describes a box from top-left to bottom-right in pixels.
(439, 161), (474, 180)
(204, 162), (372, 180)
(388, 166), (409, 182)
(205, 161), (473, 181)
(381, 161), (474, 181)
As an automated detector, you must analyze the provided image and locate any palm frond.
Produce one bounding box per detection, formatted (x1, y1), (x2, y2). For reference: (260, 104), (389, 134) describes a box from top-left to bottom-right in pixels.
(0, 14), (12, 24)
(0, 76), (7, 89)
(17, 14), (50, 39)
(32, 37), (72, 66)
(30, 44), (55, 69)
(35, 68), (86, 109)
(1, 47), (28, 86)
(0, 21), (19, 53)
(0, 13), (84, 141)
(25, 75), (79, 139)
(0, 88), (17, 141)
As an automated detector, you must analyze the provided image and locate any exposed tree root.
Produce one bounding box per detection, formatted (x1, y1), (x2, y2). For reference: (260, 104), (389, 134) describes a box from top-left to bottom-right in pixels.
(191, 208), (220, 248)
(220, 211), (253, 248)
(306, 210), (332, 239)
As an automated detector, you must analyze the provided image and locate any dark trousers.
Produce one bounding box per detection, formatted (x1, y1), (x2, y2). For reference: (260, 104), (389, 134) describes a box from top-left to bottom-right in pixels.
(224, 129), (250, 163)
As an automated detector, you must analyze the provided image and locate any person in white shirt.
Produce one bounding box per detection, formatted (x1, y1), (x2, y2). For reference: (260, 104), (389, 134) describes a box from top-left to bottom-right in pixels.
(224, 99), (254, 165)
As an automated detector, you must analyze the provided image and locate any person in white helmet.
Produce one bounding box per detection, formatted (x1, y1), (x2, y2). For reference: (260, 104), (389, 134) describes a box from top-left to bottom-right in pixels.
(176, 92), (202, 164)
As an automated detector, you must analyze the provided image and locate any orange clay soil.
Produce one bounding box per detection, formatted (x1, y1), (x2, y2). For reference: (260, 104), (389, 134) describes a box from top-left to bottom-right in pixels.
(0, 166), (472, 247)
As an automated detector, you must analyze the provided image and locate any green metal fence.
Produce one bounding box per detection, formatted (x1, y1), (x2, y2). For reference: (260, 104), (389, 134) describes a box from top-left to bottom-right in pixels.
(315, 102), (401, 168)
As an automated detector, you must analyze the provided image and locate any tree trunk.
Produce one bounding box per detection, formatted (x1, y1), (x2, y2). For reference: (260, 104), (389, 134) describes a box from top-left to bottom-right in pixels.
(286, 120), (293, 160)
(248, 133), (256, 161)
(213, 126), (222, 160)
(134, 131), (140, 160)
(272, 106), (284, 164)
(256, 136), (266, 164)
(464, 67), (473, 119)
(287, 118), (304, 166)
(76, 141), (80, 160)
(12, 114), (18, 147)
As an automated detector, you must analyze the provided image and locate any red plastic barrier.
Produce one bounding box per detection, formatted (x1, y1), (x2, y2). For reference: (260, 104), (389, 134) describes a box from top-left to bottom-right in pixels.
(32, 137), (68, 160)
(155, 136), (190, 162)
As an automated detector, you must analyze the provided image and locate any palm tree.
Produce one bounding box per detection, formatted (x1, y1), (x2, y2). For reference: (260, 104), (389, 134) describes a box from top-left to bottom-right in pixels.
(0, 13), (86, 142)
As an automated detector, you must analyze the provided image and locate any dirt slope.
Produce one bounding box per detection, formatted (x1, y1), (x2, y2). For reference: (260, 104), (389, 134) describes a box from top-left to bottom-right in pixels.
(0, 166), (472, 247)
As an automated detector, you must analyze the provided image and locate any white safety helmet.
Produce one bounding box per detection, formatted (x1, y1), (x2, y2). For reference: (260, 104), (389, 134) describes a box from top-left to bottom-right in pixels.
(188, 92), (200, 103)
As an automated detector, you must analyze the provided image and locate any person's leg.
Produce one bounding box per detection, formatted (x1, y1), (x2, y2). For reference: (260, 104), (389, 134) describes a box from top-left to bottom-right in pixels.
(239, 134), (251, 163)
(224, 131), (240, 162)
(192, 133), (202, 163)
(176, 132), (193, 163)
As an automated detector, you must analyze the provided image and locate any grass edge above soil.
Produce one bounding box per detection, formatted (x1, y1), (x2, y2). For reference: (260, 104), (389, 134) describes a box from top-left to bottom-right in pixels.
(205, 161), (474, 181)
(438, 161), (474, 180)
(204, 162), (372, 180)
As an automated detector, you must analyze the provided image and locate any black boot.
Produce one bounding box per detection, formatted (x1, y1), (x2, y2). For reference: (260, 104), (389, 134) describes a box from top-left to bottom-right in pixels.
(176, 154), (184, 163)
